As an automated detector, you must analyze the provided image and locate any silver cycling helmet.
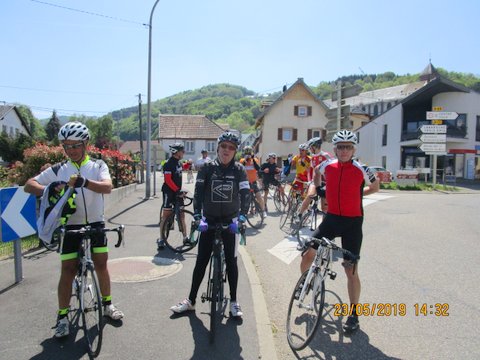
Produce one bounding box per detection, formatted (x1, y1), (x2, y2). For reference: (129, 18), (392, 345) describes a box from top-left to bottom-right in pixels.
(169, 142), (185, 154)
(332, 130), (357, 145)
(299, 143), (309, 151)
(217, 132), (240, 147)
(308, 137), (323, 149)
(267, 152), (277, 159)
(58, 122), (90, 141)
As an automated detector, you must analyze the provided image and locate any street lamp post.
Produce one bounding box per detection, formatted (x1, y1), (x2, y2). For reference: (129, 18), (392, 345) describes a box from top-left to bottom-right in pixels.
(145, 0), (161, 199)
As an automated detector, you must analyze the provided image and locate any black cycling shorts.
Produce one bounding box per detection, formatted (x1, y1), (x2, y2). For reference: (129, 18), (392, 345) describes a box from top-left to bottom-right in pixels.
(162, 190), (183, 209)
(311, 213), (363, 259)
(263, 178), (280, 189)
(250, 181), (261, 194)
(60, 222), (107, 260)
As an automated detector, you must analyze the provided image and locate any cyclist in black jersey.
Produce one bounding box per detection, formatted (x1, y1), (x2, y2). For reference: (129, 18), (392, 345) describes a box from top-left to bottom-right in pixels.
(170, 132), (250, 318)
(158, 143), (185, 250)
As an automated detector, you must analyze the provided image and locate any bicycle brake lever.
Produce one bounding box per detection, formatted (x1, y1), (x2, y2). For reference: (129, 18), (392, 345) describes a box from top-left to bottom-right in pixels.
(114, 225), (125, 247)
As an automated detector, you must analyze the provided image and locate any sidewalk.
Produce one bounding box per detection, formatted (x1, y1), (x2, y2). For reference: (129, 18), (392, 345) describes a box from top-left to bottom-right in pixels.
(0, 178), (276, 360)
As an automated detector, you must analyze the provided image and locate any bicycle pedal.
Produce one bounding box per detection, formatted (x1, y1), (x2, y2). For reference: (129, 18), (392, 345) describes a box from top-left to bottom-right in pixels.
(329, 271), (337, 280)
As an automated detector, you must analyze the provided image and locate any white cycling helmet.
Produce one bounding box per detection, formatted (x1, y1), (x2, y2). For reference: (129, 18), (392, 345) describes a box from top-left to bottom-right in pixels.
(58, 122), (90, 141)
(169, 142), (185, 154)
(332, 130), (357, 145)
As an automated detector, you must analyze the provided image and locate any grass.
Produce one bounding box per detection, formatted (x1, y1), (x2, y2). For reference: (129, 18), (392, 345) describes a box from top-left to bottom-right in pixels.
(0, 235), (41, 260)
(380, 181), (459, 192)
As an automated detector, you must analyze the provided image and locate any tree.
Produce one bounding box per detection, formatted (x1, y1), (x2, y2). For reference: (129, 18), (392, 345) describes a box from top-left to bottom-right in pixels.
(0, 132), (35, 163)
(45, 110), (61, 143)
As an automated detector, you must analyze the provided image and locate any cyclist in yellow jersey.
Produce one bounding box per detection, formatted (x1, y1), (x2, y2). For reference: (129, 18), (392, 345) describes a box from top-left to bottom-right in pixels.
(239, 146), (266, 217)
(290, 143), (312, 195)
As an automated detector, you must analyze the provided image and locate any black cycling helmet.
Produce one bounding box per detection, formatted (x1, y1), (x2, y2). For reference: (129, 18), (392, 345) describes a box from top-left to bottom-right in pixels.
(201, 149), (208, 154)
(332, 130), (357, 145)
(217, 132), (240, 147)
(308, 137), (323, 149)
(169, 142), (185, 154)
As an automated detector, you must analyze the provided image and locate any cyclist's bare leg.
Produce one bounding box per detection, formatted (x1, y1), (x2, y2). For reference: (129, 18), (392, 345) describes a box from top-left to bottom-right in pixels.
(93, 252), (110, 299)
(255, 191), (265, 212)
(58, 259), (78, 309)
(300, 248), (315, 274)
(298, 184), (316, 215)
(159, 208), (173, 237)
(344, 262), (361, 306)
(179, 210), (187, 238)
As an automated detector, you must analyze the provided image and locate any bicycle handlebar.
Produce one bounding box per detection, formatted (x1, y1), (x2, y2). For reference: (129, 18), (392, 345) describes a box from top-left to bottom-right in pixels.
(308, 237), (359, 262)
(62, 224), (125, 248)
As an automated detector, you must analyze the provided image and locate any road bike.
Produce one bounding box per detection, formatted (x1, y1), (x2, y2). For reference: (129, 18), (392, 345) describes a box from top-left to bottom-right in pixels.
(245, 190), (264, 229)
(286, 236), (358, 351)
(159, 191), (199, 253)
(294, 195), (325, 234)
(272, 181), (288, 213)
(63, 224), (124, 358)
(201, 223), (246, 343)
(279, 181), (307, 235)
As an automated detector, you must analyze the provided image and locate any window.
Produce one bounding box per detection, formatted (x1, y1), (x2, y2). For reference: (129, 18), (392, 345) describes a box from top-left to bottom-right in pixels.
(206, 141), (216, 152)
(307, 128), (321, 139)
(294, 105), (312, 117)
(278, 128), (297, 142)
(382, 156), (387, 168)
(2, 125), (6, 133)
(185, 141), (194, 153)
(382, 124), (387, 146)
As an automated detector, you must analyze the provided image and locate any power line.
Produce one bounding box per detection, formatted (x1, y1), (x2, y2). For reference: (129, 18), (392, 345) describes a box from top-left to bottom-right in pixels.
(0, 84), (134, 97)
(29, 0), (148, 27)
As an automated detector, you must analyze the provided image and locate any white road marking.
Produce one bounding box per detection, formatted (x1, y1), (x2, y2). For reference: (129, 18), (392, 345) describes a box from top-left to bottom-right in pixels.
(268, 193), (394, 264)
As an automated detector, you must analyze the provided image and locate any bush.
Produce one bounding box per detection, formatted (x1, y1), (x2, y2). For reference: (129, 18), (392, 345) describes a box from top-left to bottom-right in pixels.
(6, 142), (136, 187)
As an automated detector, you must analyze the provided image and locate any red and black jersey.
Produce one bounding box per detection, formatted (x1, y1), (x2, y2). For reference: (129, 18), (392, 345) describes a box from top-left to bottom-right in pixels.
(162, 156), (182, 193)
(318, 159), (376, 217)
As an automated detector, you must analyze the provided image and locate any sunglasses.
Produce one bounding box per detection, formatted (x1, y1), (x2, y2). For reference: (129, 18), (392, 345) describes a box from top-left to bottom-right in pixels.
(336, 144), (354, 151)
(62, 143), (84, 150)
(220, 143), (237, 151)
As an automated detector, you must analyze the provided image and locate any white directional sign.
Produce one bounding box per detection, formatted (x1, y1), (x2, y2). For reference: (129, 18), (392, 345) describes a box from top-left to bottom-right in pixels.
(426, 111), (458, 120)
(0, 188), (37, 242)
(419, 143), (446, 152)
(420, 134), (447, 143)
(420, 125), (447, 134)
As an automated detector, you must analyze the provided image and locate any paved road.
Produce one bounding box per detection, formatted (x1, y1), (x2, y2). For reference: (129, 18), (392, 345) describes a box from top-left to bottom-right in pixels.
(0, 175), (270, 360)
(1, 174), (479, 360)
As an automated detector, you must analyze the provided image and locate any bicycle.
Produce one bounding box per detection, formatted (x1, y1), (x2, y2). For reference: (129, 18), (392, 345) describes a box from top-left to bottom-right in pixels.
(279, 181), (307, 235)
(200, 223), (246, 343)
(272, 180), (288, 213)
(245, 189), (265, 229)
(63, 224), (125, 358)
(293, 195), (325, 234)
(159, 191), (199, 253)
(286, 237), (358, 351)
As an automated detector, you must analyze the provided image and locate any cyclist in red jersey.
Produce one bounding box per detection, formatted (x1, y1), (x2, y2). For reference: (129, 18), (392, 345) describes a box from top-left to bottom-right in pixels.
(300, 130), (379, 334)
(295, 137), (332, 226)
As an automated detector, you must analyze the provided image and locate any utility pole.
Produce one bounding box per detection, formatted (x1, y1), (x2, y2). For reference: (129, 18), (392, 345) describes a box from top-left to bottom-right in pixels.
(138, 93), (145, 184)
(336, 80), (342, 132)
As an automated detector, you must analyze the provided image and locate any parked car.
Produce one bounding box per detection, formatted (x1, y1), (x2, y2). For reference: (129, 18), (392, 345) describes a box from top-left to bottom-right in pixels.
(369, 166), (393, 183)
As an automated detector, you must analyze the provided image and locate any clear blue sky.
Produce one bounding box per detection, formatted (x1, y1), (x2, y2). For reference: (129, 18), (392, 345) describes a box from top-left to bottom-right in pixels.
(1, 0), (479, 119)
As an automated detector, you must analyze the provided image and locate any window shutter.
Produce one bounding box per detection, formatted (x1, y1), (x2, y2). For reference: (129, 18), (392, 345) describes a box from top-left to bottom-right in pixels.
(294, 106), (298, 116)
(278, 128), (282, 140)
(307, 129), (312, 139)
(322, 129), (327, 141)
(307, 106), (312, 116)
(293, 128), (298, 141)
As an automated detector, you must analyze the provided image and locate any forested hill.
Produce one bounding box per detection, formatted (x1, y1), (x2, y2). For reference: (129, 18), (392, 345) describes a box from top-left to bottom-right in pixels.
(75, 69), (480, 141)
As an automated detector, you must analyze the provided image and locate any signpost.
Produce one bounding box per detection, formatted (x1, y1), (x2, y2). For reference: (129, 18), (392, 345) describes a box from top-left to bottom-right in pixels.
(426, 111), (458, 120)
(420, 116), (448, 186)
(0, 187), (37, 283)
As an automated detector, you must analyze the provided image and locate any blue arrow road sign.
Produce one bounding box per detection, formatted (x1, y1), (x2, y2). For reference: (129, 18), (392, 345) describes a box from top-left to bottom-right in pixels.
(0, 187), (37, 242)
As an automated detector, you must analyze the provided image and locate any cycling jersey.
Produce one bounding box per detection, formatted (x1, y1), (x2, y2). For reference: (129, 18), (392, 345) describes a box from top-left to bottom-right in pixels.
(317, 159), (376, 217)
(162, 156), (182, 193)
(291, 154), (312, 182)
(239, 157), (260, 183)
(310, 150), (333, 180)
(260, 162), (281, 187)
(34, 156), (110, 225)
(194, 158), (250, 221)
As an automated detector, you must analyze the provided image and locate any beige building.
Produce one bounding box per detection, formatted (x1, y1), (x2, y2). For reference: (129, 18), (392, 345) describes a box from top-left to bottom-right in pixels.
(254, 78), (331, 164)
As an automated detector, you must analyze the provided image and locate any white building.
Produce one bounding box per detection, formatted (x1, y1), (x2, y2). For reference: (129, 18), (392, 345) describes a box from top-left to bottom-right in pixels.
(356, 76), (480, 180)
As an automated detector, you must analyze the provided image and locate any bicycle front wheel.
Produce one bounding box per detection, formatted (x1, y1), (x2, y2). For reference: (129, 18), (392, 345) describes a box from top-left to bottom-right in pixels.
(286, 270), (325, 351)
(209, 255), (222, 343)
(246, 199), (264, 229)
(273, 187), (287, 213)
(81, 268), (103, 358)
(163, 210), (197, 253)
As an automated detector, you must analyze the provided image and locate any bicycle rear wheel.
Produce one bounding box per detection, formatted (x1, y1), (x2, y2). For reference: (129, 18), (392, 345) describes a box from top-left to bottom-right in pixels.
(81, 267), (103, 357)
(163, 210), (197, 253)
(286, 270), (325, 351)
(273, 187), (287, 213)
(246, 199), (264, 229)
